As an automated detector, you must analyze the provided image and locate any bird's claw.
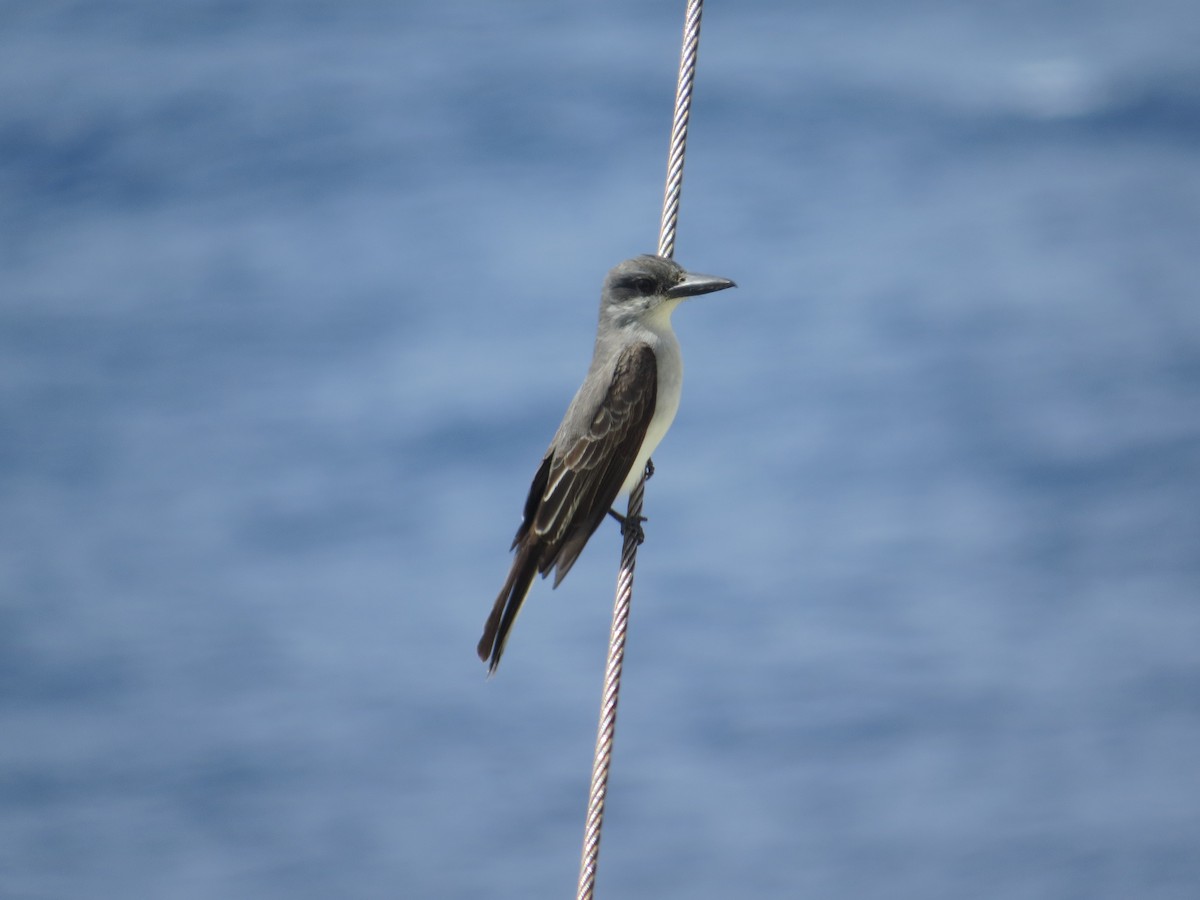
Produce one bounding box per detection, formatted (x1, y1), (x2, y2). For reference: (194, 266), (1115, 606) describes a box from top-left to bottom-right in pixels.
(607, 509), (647, 545)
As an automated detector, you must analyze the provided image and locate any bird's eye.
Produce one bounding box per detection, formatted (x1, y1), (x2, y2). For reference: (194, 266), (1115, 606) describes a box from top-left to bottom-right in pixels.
(632, 276), (655, 294)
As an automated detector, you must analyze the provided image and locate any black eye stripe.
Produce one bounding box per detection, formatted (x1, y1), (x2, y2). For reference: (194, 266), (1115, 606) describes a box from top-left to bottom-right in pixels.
(618, 275), (656, 295)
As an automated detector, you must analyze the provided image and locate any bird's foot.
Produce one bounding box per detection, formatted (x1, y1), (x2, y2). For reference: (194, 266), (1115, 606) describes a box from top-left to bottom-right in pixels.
(607, 509), (647, 545)
(644, 458), (655, 481)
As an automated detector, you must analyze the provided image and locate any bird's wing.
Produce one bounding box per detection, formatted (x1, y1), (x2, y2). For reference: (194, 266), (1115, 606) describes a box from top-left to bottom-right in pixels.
(533, 341), (658, 582)
(479, 342), (657, 671)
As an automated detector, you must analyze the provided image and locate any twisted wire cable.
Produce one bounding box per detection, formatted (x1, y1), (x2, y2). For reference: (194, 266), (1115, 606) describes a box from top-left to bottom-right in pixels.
(577, 3), (707, 897)
(657, 0), (704, 261)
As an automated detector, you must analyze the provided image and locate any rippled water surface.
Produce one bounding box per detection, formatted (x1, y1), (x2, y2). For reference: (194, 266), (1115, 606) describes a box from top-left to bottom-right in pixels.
(3, 2), (1199, 897)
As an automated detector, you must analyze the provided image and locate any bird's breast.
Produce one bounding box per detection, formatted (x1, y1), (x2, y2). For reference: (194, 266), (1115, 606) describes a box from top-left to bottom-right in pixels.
(620, 328), (682, 495)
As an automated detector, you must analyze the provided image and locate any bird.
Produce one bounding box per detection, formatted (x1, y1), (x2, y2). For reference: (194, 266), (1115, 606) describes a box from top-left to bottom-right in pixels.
(477, 254), (736, 673)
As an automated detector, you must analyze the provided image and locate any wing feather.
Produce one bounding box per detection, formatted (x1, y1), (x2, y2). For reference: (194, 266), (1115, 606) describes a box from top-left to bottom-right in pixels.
(533, 343), (657, 579)
(478, 342), (657, 671)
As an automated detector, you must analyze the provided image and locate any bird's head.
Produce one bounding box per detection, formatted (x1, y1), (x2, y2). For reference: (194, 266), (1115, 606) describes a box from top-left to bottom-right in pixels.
(599, 255), (735, 329)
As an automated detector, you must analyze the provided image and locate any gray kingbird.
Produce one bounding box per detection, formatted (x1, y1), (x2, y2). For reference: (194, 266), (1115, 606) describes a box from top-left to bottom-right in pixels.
(477, 254), (736, 673)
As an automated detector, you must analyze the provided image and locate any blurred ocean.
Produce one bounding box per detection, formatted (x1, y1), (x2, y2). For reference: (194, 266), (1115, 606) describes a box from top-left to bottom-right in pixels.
(2, 1), (1199, 898)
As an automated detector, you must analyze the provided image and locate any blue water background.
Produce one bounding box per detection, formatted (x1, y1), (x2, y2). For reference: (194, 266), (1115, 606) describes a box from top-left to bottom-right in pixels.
(3, 2), (1199, 897)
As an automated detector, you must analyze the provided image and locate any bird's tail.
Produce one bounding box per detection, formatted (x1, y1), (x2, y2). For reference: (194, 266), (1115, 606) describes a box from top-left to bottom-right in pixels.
(477, 539), (541, 674)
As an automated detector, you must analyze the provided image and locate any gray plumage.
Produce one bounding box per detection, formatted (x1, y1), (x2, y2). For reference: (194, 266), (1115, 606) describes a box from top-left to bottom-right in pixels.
(477, 255), (736, 673)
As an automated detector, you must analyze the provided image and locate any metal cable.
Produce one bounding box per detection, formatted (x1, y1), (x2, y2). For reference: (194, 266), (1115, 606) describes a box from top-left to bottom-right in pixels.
(576, 3), (707, 897)
(657, 0), (705, 261)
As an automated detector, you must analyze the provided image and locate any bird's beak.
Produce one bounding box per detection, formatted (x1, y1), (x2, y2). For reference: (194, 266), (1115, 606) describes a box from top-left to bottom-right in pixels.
(666, 271), (737, 299)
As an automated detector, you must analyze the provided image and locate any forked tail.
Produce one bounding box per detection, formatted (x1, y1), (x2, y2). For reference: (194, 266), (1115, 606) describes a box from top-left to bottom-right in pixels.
(477, 540), (541, 674)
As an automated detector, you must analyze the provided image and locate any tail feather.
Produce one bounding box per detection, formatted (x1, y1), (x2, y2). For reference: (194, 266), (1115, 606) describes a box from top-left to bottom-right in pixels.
(476, 539), (541, 674)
